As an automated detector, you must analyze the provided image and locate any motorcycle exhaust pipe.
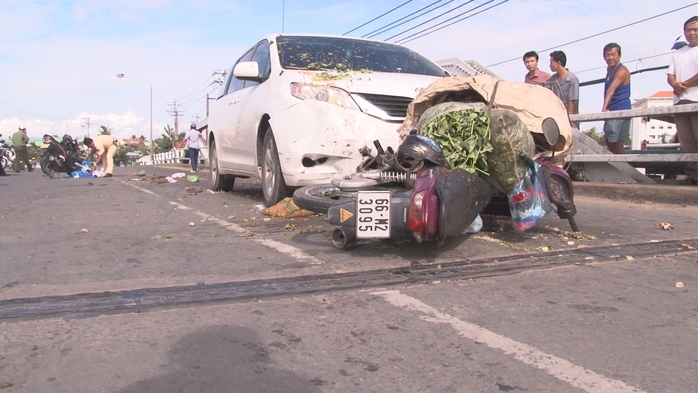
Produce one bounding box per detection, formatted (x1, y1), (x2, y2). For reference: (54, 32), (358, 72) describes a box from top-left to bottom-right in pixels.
(332, 227), (358, 250)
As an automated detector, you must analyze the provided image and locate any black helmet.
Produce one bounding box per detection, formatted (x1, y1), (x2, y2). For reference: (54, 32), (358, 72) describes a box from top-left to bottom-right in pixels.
(62, 134), (74, 143)
(397, 134), (449, 170)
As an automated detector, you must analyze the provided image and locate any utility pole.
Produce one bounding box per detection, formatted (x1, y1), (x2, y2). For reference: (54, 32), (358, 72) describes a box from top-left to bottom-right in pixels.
(167, 100), (183, 141)
(206, 69), (227, 118)
(82, 117), (91, 138)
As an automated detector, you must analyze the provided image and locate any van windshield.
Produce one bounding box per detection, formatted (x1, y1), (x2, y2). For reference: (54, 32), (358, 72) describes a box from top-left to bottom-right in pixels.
(276, 35), (447, 77)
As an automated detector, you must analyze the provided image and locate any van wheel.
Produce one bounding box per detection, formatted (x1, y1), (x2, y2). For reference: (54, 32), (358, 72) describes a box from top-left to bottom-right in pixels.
(209, 139), (235, 192)
(262, 129), (290, 206)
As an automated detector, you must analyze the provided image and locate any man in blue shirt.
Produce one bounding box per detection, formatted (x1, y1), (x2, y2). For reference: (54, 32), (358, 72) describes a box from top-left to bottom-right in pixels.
(602, 43), (631, 154)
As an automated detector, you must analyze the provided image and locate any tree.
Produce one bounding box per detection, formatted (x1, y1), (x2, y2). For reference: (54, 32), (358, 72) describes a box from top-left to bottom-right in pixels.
(98, 125), (113, 135)
(583, 126), (605, 146)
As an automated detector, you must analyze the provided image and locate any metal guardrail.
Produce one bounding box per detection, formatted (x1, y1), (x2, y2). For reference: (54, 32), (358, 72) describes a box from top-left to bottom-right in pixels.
(569, 102), (698, 123)
(565, 103), (697, 183)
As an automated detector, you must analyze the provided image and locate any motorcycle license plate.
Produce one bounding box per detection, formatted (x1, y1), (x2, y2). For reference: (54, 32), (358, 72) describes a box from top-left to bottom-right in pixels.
(356, 191), (391, 239)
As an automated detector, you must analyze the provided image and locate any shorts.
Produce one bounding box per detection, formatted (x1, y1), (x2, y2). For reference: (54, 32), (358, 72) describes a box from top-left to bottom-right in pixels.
(603, 119), (630, 143)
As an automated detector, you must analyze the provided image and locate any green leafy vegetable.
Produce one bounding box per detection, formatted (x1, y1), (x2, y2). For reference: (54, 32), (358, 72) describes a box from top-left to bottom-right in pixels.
(420, 108), (493, 175)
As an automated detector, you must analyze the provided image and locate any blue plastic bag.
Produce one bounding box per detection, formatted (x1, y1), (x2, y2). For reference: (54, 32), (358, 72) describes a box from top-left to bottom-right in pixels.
(507, 162), (552, 232)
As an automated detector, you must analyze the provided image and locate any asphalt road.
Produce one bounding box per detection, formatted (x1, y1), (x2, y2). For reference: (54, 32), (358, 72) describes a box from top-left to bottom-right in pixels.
(0, 165), (696, 392)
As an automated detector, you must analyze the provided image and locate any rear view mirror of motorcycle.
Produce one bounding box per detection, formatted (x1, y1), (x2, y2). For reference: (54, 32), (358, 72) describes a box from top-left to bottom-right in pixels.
(541, 117), (560, 147)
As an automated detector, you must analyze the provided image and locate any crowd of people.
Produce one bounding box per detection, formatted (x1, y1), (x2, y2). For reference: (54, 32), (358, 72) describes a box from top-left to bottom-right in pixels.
(522, 15), (698, 186)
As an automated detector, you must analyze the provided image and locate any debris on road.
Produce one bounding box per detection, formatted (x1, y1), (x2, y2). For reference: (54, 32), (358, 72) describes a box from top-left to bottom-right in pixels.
(261, 197), (315, 218)
(675, 282), (684, 288)
(79, 228), (89, 233)
(658, 222), (673, 230)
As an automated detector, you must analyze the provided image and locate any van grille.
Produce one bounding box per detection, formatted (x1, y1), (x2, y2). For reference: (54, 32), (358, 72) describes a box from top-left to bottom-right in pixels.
(354, 93), (413, 118)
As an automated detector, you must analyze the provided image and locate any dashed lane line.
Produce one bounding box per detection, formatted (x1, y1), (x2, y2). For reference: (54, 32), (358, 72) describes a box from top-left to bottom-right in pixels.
(373, 290), (646, 393)
(126, 181), (324, 265)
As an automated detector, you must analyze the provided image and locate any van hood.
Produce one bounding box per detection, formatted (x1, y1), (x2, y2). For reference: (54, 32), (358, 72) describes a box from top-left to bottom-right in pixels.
(296, 71), (442, 99)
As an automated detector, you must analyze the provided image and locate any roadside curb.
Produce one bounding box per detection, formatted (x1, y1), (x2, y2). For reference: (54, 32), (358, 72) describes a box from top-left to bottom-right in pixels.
(574, 181), (698, 206)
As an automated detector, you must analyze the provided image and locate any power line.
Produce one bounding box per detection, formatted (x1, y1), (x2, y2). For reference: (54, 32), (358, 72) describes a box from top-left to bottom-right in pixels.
(343, 0), (413, 36)
(363, 0), (453, 39)
(575, 51), (673, 74)
(384, 0), (475, 41)
(174, 70), (225, 101)
(396, 0), (509, 45)
(487, 1), (698, 67)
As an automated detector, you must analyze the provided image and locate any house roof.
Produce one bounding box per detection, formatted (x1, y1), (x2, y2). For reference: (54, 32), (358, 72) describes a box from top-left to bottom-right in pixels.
(650, 91), (673, 98)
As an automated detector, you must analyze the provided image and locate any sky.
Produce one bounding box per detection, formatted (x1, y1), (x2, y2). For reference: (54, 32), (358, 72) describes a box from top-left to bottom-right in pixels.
(1, 0), (697, 141)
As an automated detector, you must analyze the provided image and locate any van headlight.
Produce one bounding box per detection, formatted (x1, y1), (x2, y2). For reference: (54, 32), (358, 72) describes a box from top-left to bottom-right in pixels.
(290, 83), (360, 111)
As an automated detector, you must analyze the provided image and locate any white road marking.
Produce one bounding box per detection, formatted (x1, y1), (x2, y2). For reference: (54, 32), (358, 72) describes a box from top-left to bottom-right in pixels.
(126, 182), (325, 265)
(170, 201), (324, 265)
(373, 290), (645, 393)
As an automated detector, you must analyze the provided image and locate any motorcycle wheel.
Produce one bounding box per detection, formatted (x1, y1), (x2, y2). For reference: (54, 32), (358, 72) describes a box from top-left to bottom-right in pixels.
(293, 184), (406, 214)
(40, 155), (55, 178)
(293, 184), (352, 214)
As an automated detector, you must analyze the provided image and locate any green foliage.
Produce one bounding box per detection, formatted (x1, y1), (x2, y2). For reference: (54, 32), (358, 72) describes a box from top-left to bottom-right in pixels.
(420, 109), (493, 174)
(98, 125), (112, 135)
(583, 127), (605, 146)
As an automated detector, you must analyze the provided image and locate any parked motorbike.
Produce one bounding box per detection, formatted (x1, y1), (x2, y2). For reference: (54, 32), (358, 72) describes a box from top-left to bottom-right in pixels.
(40, 134), (81, 178)
(0, 135), (14, 170)
(293, 117), (578, 250)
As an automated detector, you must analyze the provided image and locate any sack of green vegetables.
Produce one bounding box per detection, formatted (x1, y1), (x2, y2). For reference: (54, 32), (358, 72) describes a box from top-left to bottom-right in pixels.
(417, 102), (533, 193)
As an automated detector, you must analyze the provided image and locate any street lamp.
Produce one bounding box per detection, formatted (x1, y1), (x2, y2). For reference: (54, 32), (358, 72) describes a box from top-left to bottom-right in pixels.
(116, 73), (154, 163)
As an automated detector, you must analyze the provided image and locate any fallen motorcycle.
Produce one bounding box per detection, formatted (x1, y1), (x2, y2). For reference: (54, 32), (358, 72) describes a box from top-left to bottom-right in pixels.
(293, 114), (578, 249)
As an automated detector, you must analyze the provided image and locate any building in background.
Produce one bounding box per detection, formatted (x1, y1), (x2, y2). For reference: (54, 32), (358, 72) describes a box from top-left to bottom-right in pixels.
(631, 91), (676, 150)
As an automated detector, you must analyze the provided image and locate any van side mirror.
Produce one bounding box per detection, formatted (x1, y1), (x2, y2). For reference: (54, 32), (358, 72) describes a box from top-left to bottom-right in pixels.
(233, 61), (261, 81)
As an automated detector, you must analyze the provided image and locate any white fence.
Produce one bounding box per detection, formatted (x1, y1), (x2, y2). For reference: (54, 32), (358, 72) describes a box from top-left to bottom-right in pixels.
(137, 147), (208, 166)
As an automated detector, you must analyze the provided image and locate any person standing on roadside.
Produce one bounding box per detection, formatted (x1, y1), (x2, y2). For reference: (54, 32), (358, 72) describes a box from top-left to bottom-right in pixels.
(602, 43), (632, 154)
(83, 135), (118, 177)
(523, 51), (551, 86)
(545, 51), (580, 129)
(668, 16), (698, 185)
(11, 126), (33, 173)
(184, 123), (203, 172)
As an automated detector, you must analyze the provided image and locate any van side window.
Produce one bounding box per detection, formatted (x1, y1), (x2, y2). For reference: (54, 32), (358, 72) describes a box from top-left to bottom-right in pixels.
(225, 47), (255, 95)
(244, 40), (271, 88)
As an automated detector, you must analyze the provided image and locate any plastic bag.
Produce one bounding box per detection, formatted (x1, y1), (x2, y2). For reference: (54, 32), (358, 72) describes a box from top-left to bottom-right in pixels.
(463, 215), (483, 234)
(186, 175), (199, 183)
(507, 162), (552, 232)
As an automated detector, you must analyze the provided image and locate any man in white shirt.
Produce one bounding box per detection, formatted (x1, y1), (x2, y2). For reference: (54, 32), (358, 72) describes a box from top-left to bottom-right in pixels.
(668, 16), (698, 185)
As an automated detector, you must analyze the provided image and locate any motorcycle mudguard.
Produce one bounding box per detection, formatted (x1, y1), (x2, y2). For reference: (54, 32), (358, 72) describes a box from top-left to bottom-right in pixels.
(538, 162), (576, 216)
(328, 191), (412, 231)
(435, 169), (492, 243)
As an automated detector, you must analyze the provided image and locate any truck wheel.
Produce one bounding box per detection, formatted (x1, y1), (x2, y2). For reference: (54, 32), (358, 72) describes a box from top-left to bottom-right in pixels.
(209, 139), (235, 192)
(262, 129), (291, 206)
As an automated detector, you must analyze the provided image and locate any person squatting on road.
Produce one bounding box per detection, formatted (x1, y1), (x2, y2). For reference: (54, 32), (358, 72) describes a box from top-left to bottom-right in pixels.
(83, 135), (119, 178)
(667, 16), (698, 185)
(523, 51), (551, 86)
(11, 126), (33, 173)
(184, 123), (203, 172)
(601, 43), (632, 154)
(545, 51), (580, 129)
